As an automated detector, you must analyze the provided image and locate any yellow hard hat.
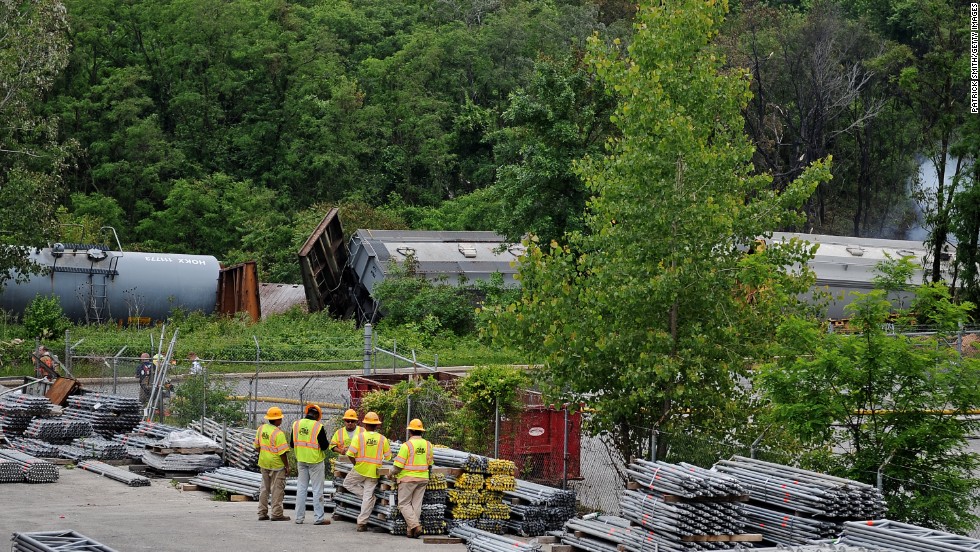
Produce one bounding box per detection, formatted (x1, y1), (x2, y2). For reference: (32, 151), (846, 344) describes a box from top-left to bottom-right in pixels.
(407, 418), (425, 432)
(362, 411), (381, 425)
(305, 404), (321, 419)
(265, 407), (284, 421)
(343, 409), (359, 422)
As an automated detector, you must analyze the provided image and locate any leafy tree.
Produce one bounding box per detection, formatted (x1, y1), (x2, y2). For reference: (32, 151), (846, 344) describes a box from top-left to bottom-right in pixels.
(170, 373), (246, 426)
(486, 0), (830, 464)
(359, 377), (457, 444)
(23, 295), (70, 340)
(759, 273), (980, 532)
(491, 56), (615, 243)
(0, 0), (70, 289)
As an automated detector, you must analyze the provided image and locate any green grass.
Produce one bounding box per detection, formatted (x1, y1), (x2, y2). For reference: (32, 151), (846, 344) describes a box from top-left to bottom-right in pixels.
(0, 307), (527, 379)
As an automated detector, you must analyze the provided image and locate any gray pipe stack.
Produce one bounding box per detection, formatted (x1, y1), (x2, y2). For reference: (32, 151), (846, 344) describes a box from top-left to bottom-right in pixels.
(714, 455), (886, 547)
(11, 531), (119, 552)
(617, 459), (755, 551)
(839, 519), (980, 551)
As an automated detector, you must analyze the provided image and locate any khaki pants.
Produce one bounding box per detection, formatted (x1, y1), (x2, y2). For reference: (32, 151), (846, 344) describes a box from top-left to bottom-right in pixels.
(343, 469), (379, 525)
(396, 478), (428, 531)
(258, 467), (287, 518)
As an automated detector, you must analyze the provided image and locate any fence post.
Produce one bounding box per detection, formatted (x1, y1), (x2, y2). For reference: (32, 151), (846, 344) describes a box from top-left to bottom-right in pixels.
(650, 426), (658, 462)
(406, 396), (413, 442)
(393, 338), (397, 372)
(363, 323), (373, 375)
(252, 335), (260, 427)
(562, 404), (569, 491)
(494, 397), (500, 459)
(64, 329), (70, 375)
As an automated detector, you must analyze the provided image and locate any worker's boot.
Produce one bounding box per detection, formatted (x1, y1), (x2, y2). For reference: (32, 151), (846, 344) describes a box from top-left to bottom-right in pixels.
(356, 524), (368, 532)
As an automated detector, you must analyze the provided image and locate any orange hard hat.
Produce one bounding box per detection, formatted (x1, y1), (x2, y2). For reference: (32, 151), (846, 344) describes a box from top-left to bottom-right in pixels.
(265, 407), (284, 421)
(362, 411), (381, 425)
(305, 404), (322, 419)
(343, 409), (359, 422)
(407, 418), (425, 432)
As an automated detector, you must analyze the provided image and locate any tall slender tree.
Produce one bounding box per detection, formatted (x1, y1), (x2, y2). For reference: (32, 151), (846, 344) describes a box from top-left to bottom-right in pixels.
(486, 0), (830, 464)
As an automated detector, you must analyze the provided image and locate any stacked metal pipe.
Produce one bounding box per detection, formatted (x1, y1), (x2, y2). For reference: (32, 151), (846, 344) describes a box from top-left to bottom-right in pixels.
(450, 524), (541, 552)
(503, 479), (576, 534)
(141, 450), (223, 473)
(714, 456), (885, 519)
(620, 490), (746, 537)
(742, 503), (837, 544)
(189, 417), (259, 470)
(4, 436), (62, 458)
(64, 393), (141, 436)
(839, 519), (980, 551)
(0, 394), (51, 435)
(72, 435), (127, 460)
(78, 459), (151, 487)
(627, 459), (745, 498)
(189, 466), (336, 507)
(1, 459), (25, 482)
(0, 449), (59, 483)
(433, 446), (490, 472)
(11, 530), (119, 552)
(334, 503), (400, 533)
(561, 515), (633, 552)
(24, 418), (93, 443)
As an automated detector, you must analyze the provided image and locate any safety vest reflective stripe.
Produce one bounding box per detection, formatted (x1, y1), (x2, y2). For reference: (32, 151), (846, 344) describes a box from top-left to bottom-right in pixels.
(256, 425), (288, 454)
(401, 438), (432, 471)
(292, 419), (323, 449)
(354, 431), (385, 465)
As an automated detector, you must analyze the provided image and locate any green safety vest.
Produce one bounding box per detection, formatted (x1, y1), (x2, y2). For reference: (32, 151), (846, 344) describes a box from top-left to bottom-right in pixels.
(292, 418), (325, 464)
(254, 423), (289, 470)
(393, 437), (432, 480)
(346, 430), (390, 478)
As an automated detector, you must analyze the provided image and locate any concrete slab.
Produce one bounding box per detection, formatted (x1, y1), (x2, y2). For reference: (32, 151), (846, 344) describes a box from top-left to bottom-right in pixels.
(0, 466), (468, 552)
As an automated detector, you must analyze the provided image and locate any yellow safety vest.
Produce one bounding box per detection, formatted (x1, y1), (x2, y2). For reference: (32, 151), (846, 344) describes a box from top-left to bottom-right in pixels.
(393, 437), (432, 480)
(330, 426), (362, 451)
(254, 423), (289, 470)
(292, 418), (325, 464)
(346, 430), (390, 478)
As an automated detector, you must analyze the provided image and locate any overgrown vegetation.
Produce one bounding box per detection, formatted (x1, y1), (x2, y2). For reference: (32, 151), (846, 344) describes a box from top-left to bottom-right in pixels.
(169, 373), (247, 427)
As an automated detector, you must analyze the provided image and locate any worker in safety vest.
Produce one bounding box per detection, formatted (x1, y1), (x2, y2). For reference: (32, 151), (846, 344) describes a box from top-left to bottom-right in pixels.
(253, 406), (291, 521)
(392, 418), (433, 538)
(330, 409), (362, 454)
(343, 411), (391, 531)
(290, 404), (330, 525)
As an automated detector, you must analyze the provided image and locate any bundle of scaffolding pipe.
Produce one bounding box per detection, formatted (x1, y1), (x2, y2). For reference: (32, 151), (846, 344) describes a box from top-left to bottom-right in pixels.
(450, 524), (541, 552)
(620, 490), (746, 537)
(0, 459), (25, 482)
(188, 418), (259, 470)
(190, 467), (336, 505)
(130, 420), (184, 439)
(742, 503), (833, 545)
(563, 516), (633, 547)
(72, 435), (127, 460)
(189, 467), (263, 498)
(714, 456), (885, 519)
(0, 449), (58, 483)
(78, 459), (151, 487)
(753, 545), (877, 552)
(11, 530), (120, 552)
(333, 489), (399, 517)
(627, 459), (746, 498)
(433, 447), (490, 471)
(503, 479), (576, 506)
(0, 394), (53, 416)
(839, 519), (980, 552)
(24, 418), (93, 442)
(141, 451), (222, 472)
(4, 436), (62, 458)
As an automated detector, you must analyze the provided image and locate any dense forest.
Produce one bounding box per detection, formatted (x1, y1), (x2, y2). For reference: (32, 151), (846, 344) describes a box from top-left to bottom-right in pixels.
(1, 0), (977, 300)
